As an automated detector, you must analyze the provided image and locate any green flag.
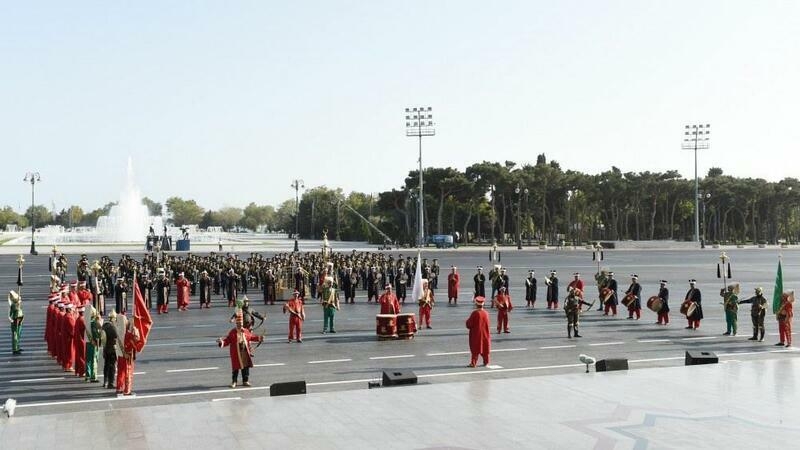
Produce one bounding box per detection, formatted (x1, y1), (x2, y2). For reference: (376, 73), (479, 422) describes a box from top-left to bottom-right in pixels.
(773, 259), (783, 314)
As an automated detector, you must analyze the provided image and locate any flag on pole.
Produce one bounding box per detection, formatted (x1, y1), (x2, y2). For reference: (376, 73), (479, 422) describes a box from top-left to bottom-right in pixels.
(773, 259), (784, 314)
(411, 251), (423, 302)
(132, 274), (153, 353)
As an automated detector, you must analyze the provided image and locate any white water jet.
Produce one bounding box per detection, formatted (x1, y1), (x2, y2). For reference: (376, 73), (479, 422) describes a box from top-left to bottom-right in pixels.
(95, 157), (163, 242)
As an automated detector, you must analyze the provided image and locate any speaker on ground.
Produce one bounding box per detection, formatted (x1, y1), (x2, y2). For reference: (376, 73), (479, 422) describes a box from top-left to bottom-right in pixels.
(270, 380), (307, 396)
(685, 350), (718, 366)
(382, 370), (418, 386)
(595, 358), (629, 372)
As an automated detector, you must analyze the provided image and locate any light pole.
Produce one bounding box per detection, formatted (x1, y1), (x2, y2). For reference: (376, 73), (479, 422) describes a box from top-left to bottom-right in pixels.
(489, 184), (497, 245)
(524, 187), (530, 246)
(23, 172), (41, 255)
(699, 191), (711, 247)
(405, 106), (435, 247)
(290, 179), (304, 252)
(682, 124), (711, 244)
(515, 184), (524, 249)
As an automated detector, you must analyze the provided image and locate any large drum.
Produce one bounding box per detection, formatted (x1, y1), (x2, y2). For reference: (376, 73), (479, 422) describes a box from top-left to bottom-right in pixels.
(376, 314), (398, 339)
(600, 288), (614, 305)
(680, 300), (697, 318)
(621, 293), (636, 308)
(396, 313), (417, 339)
(646, 296), (663, 313)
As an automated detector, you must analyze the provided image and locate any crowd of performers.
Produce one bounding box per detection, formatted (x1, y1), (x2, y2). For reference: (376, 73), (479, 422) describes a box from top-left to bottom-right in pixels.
(8, 250), (796, 391)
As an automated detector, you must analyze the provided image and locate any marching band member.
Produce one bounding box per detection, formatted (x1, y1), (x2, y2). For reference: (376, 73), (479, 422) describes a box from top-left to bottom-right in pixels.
(156, 270), (170, 314)
(546, 270), (559, 310)
(564, 288), (591, 339)
(655, 280), (670, 325)
(738, 287), (767, 341)
(379, 284), (400, 315)
(86, 307), (101, 383)
(525, 270), (537, 308)
(283, 290), (305, 343)
(101, 311), (118, 389)
(448, 266), (460, 305)
(603, 272), (618, 316)
(474, 266), (486, 299)
(568, 273), (584, 295)
(199, 270), (212, 308)
(494, 286), (513, 333)
(466, 296), (491, 367)
(776, 291), (794, 347)
(625, 274), (642, 320)
(118, 315), (140, 396)
(594, 268), (609, 311)
(74, 306), (87, 379)
(176, 272), (191, 311)
(720, 284), (739, 336)
(8, 290), (24, 355)
(418, 279), (435, 329)
(218, 309), (263, 388)
(395, 267), (408, 305)
(322, 277), (340, 333)
(684, 279), (703, 330)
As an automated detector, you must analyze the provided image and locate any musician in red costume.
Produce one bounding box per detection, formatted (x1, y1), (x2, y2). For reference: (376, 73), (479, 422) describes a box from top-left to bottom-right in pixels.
(76, 281), (93, 307)
(494, 286), (513, 333)
(448, 266), (460, 305)
(379, 284), (400, 315)
(218, 309), (263, 388)
(684, 279), (703, 329)
(62, 304), (76, 372)
(466, 296), (491, 367)
(776, 291), (794, 347)
(74, 306), (87, 379)
(283, 290), (305, 343)
(567, 273), (584, 295)
(418, 279), (435, 329)
(176, 272), (191, 311)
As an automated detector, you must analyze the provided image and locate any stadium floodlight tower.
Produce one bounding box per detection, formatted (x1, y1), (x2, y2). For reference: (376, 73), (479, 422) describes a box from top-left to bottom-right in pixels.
(682, 124), (711, 245)
(405, 106), (435, 247)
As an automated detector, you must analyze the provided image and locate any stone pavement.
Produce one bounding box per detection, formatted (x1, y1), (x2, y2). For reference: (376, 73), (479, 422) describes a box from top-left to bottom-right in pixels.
(2, 357), (798, 449)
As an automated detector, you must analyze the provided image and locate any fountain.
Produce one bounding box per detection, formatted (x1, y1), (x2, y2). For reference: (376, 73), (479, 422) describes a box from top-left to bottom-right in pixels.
(95, 158), (163, 242)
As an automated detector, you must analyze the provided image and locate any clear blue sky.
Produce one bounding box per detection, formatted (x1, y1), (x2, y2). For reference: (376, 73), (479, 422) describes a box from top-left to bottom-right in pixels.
(2, 1), (798, 213)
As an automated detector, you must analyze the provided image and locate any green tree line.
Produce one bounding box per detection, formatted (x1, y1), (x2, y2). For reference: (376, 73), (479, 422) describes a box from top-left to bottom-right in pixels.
(3, 155), (799, 245)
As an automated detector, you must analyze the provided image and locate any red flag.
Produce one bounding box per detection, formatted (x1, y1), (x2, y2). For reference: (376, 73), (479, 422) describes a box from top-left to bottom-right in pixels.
(132, 275), (152, 353)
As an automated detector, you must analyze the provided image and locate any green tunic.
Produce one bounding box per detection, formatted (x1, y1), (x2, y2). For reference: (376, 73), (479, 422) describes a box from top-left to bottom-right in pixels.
(10, 301), (24, 352)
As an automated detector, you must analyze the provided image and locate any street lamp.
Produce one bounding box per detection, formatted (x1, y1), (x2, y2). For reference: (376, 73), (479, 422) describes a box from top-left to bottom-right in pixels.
(682, 124), (711, 244)
(524, 187), (530, 246)
(405, 106), (435, 247)
(489, 184), (497, 246)
(290, 179), (304, 252)
(699, 191), (711, 247)
(23, 172), (41, 255)
(515, 184), (524, 249)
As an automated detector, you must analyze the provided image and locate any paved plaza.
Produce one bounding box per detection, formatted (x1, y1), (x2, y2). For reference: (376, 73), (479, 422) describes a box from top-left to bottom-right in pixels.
(1, 246), (799, 448)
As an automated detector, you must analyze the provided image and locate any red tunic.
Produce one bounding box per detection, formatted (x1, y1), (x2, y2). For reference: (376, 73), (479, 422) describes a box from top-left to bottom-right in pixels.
(219, 327), (261, 370)
(176, 278), (191, 308)
(45, 304), (55, 355)
(63, 312), (76, 370)
(466, 308), (491, 356)
(379, 293), (401, 314)
(74, 315), (87, 376)
(448, 273), (460, 299)
(77, 290), (93, 307)
(568, 279), (585, 293)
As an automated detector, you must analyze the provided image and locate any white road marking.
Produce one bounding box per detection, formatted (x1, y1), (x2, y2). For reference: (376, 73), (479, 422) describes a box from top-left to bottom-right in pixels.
(681, 336), (718, 341)
(589, 342), (625, 347)
(369, 354), (415, 360)
(307, 378), (373, 387)
(166, 367), (219, 373)
(492, 348), (527, 353)
(192, 324), (217, 328)
(637, 339), (671, 343)
(628, 356), (685, 363)
(486, 364), (503, 369)
(253, 363), (285, 367)
(418, 363), (584, 378)
(9, 377), (66, 383)
(427, 351), (470, 356)
(308, 359), (352, 364)
(211, 397), (241, 402)
(540, 345), (576, 349)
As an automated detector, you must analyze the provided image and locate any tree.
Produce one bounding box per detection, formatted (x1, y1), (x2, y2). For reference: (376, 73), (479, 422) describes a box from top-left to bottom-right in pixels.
(79, 202), (116, 227)
(240, 203), (276, 232)
(274, 199), (296, 233)
(55, 206), (84, 229)
(0, 206), (27, 230)
(24, 205), (53, 229)
(165, 197), (204, 226)
(141, 197), (163, 216)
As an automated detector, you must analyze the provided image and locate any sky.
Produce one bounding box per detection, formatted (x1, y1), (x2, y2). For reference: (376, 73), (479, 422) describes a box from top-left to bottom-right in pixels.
(2, 1), (799, 213)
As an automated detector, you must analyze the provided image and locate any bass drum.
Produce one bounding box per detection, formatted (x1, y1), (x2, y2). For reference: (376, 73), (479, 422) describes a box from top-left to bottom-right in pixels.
(600, 288), (614, 305)
(646, 296), (663, 313)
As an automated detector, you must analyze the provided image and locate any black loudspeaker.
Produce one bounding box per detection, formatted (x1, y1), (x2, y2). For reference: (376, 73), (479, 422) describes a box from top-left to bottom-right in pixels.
(382, 369), (418, 386)
(685, 351), (718, 366)
(595, 359), (629, 372)
(270, 380), (307, 397)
